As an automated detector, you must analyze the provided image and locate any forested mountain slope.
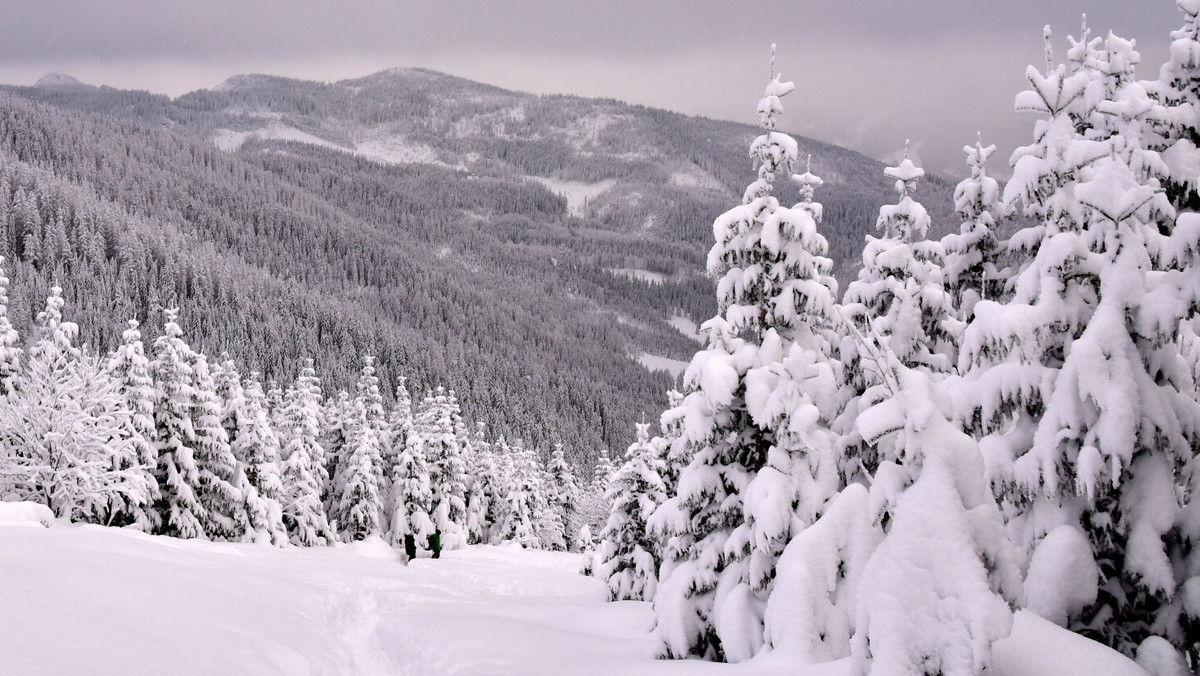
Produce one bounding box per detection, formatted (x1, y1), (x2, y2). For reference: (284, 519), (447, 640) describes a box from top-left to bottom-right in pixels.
(0, 69), (956, 461)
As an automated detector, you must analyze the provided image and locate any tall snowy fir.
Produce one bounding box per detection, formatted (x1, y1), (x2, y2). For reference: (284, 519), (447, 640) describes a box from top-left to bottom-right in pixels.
(388, 424), (434, 553)
(233, 373), (289, 546)
(103, 319), (160, 531)
(960, 22), (1200, 664)
(0, 257), (20, 395)
(652, 50), (842, 662)
(836, 146), (961, 484)
(546, 443), (582, 550)
(336, 399), (383, 541)
(149, 309), (206, 539)
(415, 388), (468, 549)
(593, 422), (667, 601)
(942, 137), (1008, 321)
(189, 351), (247, 541)
(277, 360), (334, 546)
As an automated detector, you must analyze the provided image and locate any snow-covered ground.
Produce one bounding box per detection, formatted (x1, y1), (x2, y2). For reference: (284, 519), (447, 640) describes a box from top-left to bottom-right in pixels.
(213, 123), (346, 153)
(0, 512), (1146, 675)
(667, 315), (704, 344)
(637, 353), (689, 379)
(609, 268), (668, 285)
(526, 177), (617, 217)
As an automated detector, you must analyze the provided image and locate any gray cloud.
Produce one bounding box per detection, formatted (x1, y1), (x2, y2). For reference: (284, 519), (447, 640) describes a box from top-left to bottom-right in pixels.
(0, 1), (1184, 180)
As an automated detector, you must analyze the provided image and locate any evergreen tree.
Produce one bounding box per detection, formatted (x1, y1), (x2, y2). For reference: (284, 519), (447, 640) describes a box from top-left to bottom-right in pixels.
(417, 387), (468, 548)
(942, 137), (1008, 321)
(337, 399), (382, 541)
(103, 319), (160, 531)
(654, 52), (841, 662)
(323, 389), (354, 529)
(546, 443), (582, 550)
(277, 359), (334, 546)
(593, 423), (668, 601)
(463, 423), (495, 545)
(961, 24), (1200, 661)
(0, 256), (20, 395)
(388, 431), (434, 552)
(494, 438), (541, 547)
(234, 373), (289, 546)
(149, 309), (205, 539)
(0, 290), (149, 524)
(189, 351), (247, 541)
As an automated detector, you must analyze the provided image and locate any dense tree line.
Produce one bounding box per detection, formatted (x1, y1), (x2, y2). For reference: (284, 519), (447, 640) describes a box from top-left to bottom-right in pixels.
(592, 15), (1200, 675)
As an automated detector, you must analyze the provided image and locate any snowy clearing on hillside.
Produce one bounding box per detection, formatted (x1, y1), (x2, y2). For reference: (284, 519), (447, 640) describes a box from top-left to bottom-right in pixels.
(668, 166), (727, 192)
(355, 135), (443, 166)
(212, 124), (346, 153)
(609, 268), (668, 284)
(638, 353), (688, 379)
(526, 177), (617, 217)
(0, 516), (1145, 675)
(667, 315), (704, 344)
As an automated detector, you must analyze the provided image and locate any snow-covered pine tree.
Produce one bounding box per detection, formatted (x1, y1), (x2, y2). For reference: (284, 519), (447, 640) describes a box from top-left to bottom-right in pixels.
(414, 387), (468, 549)
(0, 289), (150, 524)
(337, 399), (382, 541)
(849, 367), (1020, 675)
(232, 373), (288, 545)
(463, 423), (494, 544)
(323, 389), (354, 530)
(942, 137), (1009, 321)
(149, 309), (206, 538)
(387, 430), (434, 554)
(654, 51), (842, 662)
(0, 257), (20, 395)
(277, 359), (334, 546)
(495, 439), (543, 548)
(189, 351), (247, 541)
(485, 436), (517, 545)
(961, 24), (1200, 662)
(354, 356), (388, 505)
(383, 376), (414, 489)
(593, 422), (668, 601)
(1145, 0), (1200, 212)
(546, 443), (582, 550)
(103, 319), (160, 530)
(836, 146), (962, 484)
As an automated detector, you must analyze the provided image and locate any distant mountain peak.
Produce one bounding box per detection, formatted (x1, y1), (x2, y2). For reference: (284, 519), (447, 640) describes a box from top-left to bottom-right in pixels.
(35, 73), (92, 90)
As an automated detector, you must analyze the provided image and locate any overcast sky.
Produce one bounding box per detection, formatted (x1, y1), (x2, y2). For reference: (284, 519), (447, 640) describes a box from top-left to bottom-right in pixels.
(0, 1), (1183, 179)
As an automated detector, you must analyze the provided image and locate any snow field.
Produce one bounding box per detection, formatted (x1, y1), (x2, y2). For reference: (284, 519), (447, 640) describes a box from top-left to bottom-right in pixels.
(0, 513), (1147, 676)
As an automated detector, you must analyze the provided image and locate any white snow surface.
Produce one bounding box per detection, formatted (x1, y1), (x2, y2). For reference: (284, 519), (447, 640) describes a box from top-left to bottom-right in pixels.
(668, 315), (704, 344)
(610, 268), (668, 284)
(638, 353), (689, 379)
(213, 123), (346, 153)
(0, 517), (1147, 675)
(526, 177), (617, 217)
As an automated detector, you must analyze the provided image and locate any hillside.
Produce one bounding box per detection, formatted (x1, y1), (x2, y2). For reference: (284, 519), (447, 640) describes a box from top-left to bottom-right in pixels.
(0, 68), (958, 462)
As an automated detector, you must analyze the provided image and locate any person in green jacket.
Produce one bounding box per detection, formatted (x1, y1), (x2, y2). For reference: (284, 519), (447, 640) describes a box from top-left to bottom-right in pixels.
(428, 530), (441, 559)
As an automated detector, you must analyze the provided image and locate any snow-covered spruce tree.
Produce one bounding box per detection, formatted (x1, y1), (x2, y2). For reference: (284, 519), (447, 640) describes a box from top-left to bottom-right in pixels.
(485, 436), (517, 545)
(653, 53), (843, 662)
(149, 309), (206, 538)
(189, 351), (247, 541)
(353, 356), (389, 513)
(336, 399), (383, 541)
(546, 443), (582, 550)
(593, 423), (668, 601)
(277, 360), (333, 546)
(836, 147), (962, 485)
(232, 373), (288, 546)
(388, 427), (435, 554)
(961, 25), (1200, 661)
(323, 389), (354, 530)
(1145, 0), (1200, 211)
(383, 376), (414, 489)
(577, 446), (615, 536)
(0, 289), (150, 523)
(103, 319), (160, 530)
(849, 366), (1020, 675)
(942, 137), (1009, 321)
(413, 387), (468, 549)
(463, 423), (494, 545)
(0, 257), (21, 395)
(495, 439), (544, 548)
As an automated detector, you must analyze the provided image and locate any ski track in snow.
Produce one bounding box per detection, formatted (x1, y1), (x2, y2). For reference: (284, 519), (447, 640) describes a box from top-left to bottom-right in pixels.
(0, 517), (1148, 676)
